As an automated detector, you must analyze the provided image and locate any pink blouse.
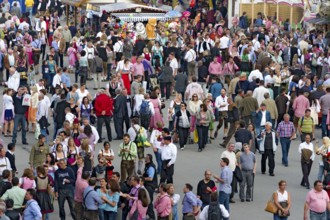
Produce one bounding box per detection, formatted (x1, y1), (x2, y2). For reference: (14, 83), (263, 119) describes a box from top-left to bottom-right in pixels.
(129, 200), (148, 220)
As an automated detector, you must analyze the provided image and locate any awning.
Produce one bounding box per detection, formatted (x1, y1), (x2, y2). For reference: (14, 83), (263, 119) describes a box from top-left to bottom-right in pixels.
(111, 13), (172, 22)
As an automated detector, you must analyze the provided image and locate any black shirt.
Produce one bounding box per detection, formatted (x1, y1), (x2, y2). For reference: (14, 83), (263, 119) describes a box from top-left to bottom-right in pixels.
(197, 179), (216, 205)
(235, 128), (252, 145)
(264, 132), (273, 150)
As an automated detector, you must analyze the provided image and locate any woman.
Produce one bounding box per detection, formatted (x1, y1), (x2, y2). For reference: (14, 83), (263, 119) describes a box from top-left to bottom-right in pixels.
(77, 84), (91, 105)
(149, 91), (164, 130)
(248, 123), (257, 153)
(98, 142), (115, 180)
(167, 184), (180, 220)
(68, 97), (79, 118)
(78, 50), (89, 84)
(152, 41), (163, 67)
(71, 118), (81, 146)
(174, 102), (191, 150)
(79, 96), (93, 121)
(98, 179), (120, 220)
(273, 180), (291, 220)
(129, 188), (149, 220)
(53, 144), (66, 164)
(196, 104), (212, 152)
(97, 178), (109, 220)
(40, 28), (48, 60)
(48, 23), (54, 46)
(20, 168), (36, 190)
(46, 55), (57, 87)
(78, 125), (96, 147)
(188, 94), (203, 133)
(3, 88), (14, 137)
(273, 69), (282, 99)
(149, 122), (164, 175)
(143, 47), (151, 62)
(119, 59), (132, 95)
(240, 48), (251, 73)
(67, 42), (77, 69)
(133, 87), (145, 116)
(79, 138), (93, 172)
(168, 93), (182, 131)
(28, 86), (38, 133)
(92, 157), (107, 187)
(67, 138), (79, 168)
(316, 137), (330, 181)
(25, 39), (34, 67)
(35, 166), (54, 220)
(106, 44), (115, 81)
(44, 153), (57, 180)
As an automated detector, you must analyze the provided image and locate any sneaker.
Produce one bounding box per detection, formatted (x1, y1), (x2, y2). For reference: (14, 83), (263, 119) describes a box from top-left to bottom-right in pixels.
(181, 146), (185, 150)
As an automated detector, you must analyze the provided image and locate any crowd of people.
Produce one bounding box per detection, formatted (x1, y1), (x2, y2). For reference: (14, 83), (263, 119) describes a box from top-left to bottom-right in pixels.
(0, 0), (329, 219)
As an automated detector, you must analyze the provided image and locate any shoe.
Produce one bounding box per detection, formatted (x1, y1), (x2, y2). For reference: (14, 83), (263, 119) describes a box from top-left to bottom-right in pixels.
(301, 183), (306, 187)
(246, 199), (251, 202)
(241, 199), (245, 202)
(97, 140), (102, 143)
(219, 143), (226, 148)
(270, 173), (275, 176)
(214, 131), (218, 138)
(229, 199), (235, 203)
(181, 147), (185, 150)
(22, 142), (29, 145)
(284, 164), (288, 167)
(262, 172), (265, 175)
(210, 137), (214, 140)
(198, 148), (202, 152)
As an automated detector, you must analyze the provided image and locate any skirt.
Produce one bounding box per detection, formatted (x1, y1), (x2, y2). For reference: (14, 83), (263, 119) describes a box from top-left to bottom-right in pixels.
(28, 107), (38, 123)
(121, 74), (131, 95)
(4, 109), (13, 121)
(36, 190), (54, 214)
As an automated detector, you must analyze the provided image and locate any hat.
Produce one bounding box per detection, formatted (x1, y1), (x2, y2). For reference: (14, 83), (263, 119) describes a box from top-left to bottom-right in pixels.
(164, 136), (172, 141)
(73, 118), (79, 124)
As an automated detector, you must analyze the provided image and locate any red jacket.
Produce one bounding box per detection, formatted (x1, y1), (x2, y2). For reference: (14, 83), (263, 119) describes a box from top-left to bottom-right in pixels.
(94, 94), (114, 117)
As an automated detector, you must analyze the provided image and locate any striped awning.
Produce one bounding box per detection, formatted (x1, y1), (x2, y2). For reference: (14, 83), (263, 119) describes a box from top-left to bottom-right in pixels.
(111, 13), (172, 22)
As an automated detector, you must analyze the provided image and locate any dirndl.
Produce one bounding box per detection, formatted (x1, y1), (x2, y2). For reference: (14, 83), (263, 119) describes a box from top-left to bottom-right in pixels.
(4, 109), (13, 121)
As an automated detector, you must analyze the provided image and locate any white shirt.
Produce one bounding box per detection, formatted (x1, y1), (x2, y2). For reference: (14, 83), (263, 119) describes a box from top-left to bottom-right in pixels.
(85, 47), (95, 59)
(252, 39), (260, 51)
(76, 89), (89, 104)
(198, 204), (230, 220)
(44, 95), (51, 108)
(299, 142), (315, 161)
(8, 54), (15, 66)
(6, 72), (20, 91)
(220, 36), (230, 49)
(264, 75), (275, 86)
(3, 94), (14, 110)
(215, 95), (229, 111)
(0, 157), (12, 175)
(248, 69), (263, 82)
(170, 58), (178, 75)
(150, 129), (162, 151)
(36, 83), (45, 92)
(184, 49), (196, 62)
(52, 73), (62, 88)
(260, 110), (267, 126)
(113, 41), (123, 53)
(252, 86), (269, 106)
(36, 99), (48, 121)
(65, 112), (75, 126)
(221, 150), (236, 171)
(161, 143), (177, 166)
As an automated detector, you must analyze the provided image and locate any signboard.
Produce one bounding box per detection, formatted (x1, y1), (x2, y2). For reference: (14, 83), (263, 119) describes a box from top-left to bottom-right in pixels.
(86, 3), (100, 12)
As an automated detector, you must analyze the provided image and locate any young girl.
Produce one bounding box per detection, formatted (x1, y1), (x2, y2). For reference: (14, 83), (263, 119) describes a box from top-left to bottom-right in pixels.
(20, 168), (37, 189)
(129, 188), (149, 220)
(28, 65), (36, 86)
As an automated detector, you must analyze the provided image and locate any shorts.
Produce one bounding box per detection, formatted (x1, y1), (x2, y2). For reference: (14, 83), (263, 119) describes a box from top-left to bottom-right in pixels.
(293, 116), (300, 127)
(137, 147), (145, 160)
(219, 111), (229, 129)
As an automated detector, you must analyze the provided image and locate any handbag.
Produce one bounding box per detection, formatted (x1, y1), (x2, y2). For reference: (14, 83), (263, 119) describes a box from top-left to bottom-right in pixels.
(22, 94), (31, 106)
(278, 201), (290, 217)
(234, 165), (243, 182)
(265, 193), (278, 214)
(193, 129), (199, 143)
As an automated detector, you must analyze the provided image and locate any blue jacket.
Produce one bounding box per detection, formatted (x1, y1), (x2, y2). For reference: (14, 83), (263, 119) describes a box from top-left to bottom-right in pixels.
(255, 110), (271, 128)
(210, 82), (222, 100)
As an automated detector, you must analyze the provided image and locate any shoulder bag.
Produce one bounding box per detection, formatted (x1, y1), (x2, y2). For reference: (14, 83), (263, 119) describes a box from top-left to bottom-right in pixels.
(278, 201), (290, 217)
(264, 193), (278, 214)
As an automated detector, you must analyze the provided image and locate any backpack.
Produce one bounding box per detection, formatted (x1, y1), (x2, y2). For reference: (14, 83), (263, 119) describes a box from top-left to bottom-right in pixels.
(133, 126), (151, 148)
(208, 201), (222, 220)
(300, 116), (313, 127)
(140, 100), (151, 116)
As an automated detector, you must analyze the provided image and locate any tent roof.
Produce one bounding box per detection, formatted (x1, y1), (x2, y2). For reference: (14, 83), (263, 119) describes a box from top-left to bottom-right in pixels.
(112, 13), (172, 22)
(100, 2), (168, 13)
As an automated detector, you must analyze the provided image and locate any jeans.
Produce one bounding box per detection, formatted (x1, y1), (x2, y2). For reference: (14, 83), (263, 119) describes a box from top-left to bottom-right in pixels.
(97, 115), (112, 141)
(273, 214), (288, 220)
(310, 210), (326, 220)
(26, 7), (33, 19)
(318, 164), (324, 181)
(58, 189), (76, 220)
(12, 114), (27, 144)
(322, 115), (330, 137)
(40, 127), (48, 142)
(280, 137), (291, 166)
(99, 209), (105, 220)
(154, 150), (162, 174)
(197, 125), (208, 149)
(107, 63), (112, 79)
(219, 191), (230, 220)
(160, 82), (172, 99)
(172, 204), (178, 220)
(59, 53), (64, 68)
(104, 210), (117, 220)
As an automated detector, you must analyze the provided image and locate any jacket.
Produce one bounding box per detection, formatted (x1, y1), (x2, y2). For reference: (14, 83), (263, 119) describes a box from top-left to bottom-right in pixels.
(159, 66), (173, 83)
(94, 94), (114, 117)
(29, 142), (49, 168)
(258, 130), (277, 152)
(239, 96), (259, 117)
(227, 103), (239, 123)
(255, 110), (271, 127)
(262, 99), (278, 120)
(55, 100), (70, 124)
(174, 73), (188, 93)
(59, 38), (66, 54)
(196, 110), (212, 127)
(114, 95), (128, 118)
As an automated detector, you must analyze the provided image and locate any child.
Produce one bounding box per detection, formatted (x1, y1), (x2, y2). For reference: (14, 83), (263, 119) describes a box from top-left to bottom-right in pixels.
(28, 65), (36, 86)
(65, 107), (75, 126)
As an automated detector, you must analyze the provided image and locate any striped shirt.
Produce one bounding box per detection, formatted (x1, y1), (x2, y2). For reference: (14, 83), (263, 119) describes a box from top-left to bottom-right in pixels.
(299, 116), (314, 133)
(277, 121), (295, 138)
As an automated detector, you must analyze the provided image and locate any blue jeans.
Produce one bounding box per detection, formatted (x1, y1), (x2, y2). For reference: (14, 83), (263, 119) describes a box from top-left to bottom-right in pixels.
(99, 209), (105, 220)
(310, 210), (327, 220)
(40, 128), (48, 142)
(273, 214), (288, 220)
(26, 7), (32, 19)
(318, 164), (325, 181)
(172, 204), (178, 220)
(154, 150), (162, 174)
(219, 191), (230, 220)
(12, 114), (27, 144)
(322, 115), (329, 137)
(104, 211), (117, 220)
(280, 137), (291, 166)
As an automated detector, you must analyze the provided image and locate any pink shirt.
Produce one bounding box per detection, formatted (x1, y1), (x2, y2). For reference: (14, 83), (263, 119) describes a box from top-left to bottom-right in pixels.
(293, 95), (310, 117)
(74, 167), (89, 202)
(154, 193), (172, 217)
(133, 63), (145, 77)
(208, 62), (222, 75)
(130, 200), (148, 220)
(305, 189), (329, 213)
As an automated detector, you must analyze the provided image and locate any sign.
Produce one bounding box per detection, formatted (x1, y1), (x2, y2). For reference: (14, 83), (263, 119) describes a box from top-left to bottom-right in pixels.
(86, 3), (100, 12)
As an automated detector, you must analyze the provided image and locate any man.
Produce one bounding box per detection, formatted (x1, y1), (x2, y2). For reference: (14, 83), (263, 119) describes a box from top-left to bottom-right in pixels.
(143, 154), (157, 220)
(29, 134), (49, 170)
(239, 144), (256, 202)
(240, 90), (259, 125)
(54, 93), (70, 139)
(160, 62), (175, 100)
(83, 178), (104, 219)
(31, 35), (41, 74)
(258, 122), (277, 176)
(113, 38), (123, 62)
(53, 68), (63, 88)
(277, 114), (296, 167)
(1, 177), (26, 210)
(208, 56), (222, 80)
(234, 121), (253, 151)
(62, 26), (72, 54)
(214, 88), (229, 139)
(111, 172), (129, 220)
(159, 135), (177, 184)
(248, 64), (263, 82)
(5, 143), (16, 177)
(275, 88), (289, 126)
(220, 143), (237, 203)
(3, 49), (16, 81)
(125, 176), (141, 208)
(130, 75), (142, 98)
(12, 87), (28, 145)
(94, 89), (114, 142)
(293, 90), (310, 133)
(54, 159), (76, 220)
(74, 158), (89, 220)
(139, 93), (154, 130)
(61, 67), (71, 93)
(213, 157), (232, 219)
(154, 183), (171, 220)
(228, 72), (240, 100)
(220, 98), (240, 148)
(304, 180), (330, 220)
(184, 44), (197, 76)
(0, 170), (12, 197)
(255, 103), (271, 135)
(182, 183), (201, 220)
(298, 109), (315, 143)
(81, 117), (100, 145)
(185, 76), (204, 101)
(4, 67), (19, 92)
(132, 56), (145, 79)
(262, 93), (278, 125)
(209, 77), (222, 101)
(23, 189), (42, 220)
(198, 192), (229, 220)
(168, 52), (178, 76)
(58, 33), (66, 68)
(197, 170), (216, 209)
(319, 87), (330, 137)
(118, 134), (137, 182)
(299, 135), (315, 189)
(114, 89), (130, 140)
(0, 145), (11, 177)
(36, 93), (49, 138)
(252, 80), (269, 106)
